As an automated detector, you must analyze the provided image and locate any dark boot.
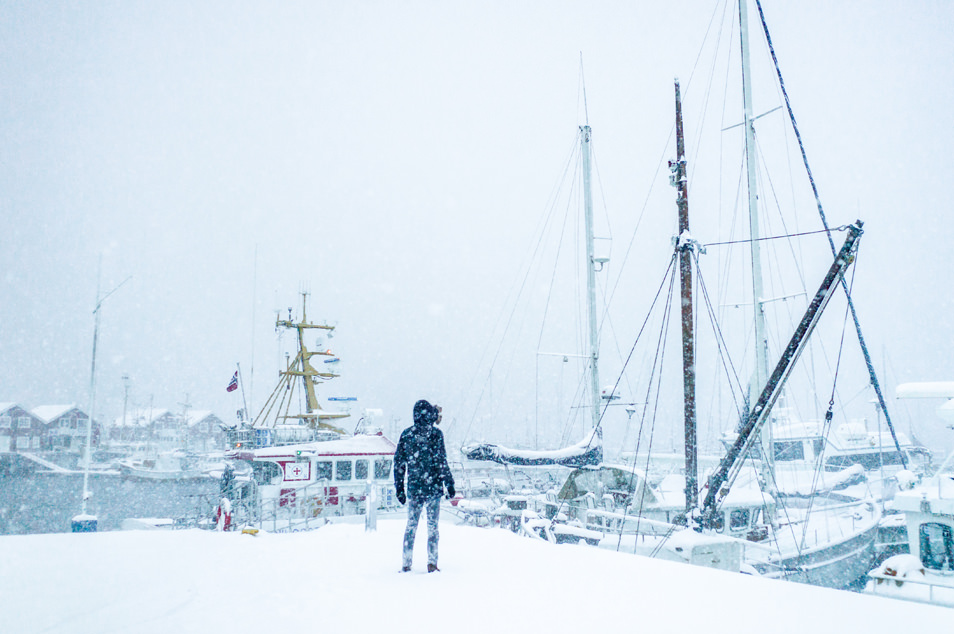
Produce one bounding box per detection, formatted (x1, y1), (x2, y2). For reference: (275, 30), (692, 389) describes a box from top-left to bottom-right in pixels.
(400, 565), (411, 573)
(427, 564), (440, 573)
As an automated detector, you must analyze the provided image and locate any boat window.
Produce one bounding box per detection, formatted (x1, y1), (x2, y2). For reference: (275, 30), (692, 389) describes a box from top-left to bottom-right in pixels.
(355, 459), (369, 480)
(919, 522), (954, 571)
(252, 461), (282, 485)
(729, 509), (750, 530)
(315, 461), (333, 481)
(812, 438), (825, 458)
(773, 441), (804, 461)
(374, 459), (392, 480)
(827, 451), (905, 471)
(336, 460), (352, 481)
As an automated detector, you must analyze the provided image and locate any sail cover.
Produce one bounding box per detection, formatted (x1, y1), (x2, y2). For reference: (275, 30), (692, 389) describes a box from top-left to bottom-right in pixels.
(462, 428), (602, 468)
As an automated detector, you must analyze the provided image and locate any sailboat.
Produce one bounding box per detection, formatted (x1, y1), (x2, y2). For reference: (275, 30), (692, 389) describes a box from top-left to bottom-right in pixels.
(550, 77), (879, 589)
(461, 124), (606, 469)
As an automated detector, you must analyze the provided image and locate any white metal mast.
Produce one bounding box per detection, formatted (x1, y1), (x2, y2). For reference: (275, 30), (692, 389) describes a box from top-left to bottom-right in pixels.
(740, 0), (774, 479)
(580, 125), (601, 435)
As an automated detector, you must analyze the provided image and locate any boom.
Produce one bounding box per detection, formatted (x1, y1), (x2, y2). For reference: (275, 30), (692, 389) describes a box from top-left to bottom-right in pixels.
(696, 222), (864, 528)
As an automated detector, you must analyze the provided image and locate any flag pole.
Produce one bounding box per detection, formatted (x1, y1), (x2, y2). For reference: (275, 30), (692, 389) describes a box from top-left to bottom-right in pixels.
(236, 363), (249, 423)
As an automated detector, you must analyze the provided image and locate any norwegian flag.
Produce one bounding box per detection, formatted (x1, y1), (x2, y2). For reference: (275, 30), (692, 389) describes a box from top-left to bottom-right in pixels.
(226, 372), (239, 393)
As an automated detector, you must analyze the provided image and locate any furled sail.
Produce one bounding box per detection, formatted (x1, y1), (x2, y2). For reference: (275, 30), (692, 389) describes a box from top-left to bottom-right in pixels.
(462, 428), (602, 468)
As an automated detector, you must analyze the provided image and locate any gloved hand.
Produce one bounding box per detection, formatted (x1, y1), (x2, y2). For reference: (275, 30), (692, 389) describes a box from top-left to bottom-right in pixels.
(446, 484), (456, 499)
(396, 488), (406, 505)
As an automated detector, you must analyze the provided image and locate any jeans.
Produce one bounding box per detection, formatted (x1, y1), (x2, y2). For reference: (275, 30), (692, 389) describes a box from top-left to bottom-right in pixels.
(403, 494), (441, 568)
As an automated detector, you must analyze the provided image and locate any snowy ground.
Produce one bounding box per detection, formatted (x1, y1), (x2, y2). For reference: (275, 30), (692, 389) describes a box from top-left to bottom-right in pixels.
(2, 517), (948, 634)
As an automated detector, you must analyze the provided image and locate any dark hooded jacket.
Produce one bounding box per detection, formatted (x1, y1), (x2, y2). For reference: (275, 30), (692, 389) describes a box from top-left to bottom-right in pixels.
(393, 400), (455, 501)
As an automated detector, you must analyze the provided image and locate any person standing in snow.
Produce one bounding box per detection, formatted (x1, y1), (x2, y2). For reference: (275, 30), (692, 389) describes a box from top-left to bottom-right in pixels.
(393, 399), (456, 573)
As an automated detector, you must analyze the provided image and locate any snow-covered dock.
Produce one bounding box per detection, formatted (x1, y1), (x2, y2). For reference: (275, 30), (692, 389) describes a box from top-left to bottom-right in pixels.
(1, 518), (947, 633)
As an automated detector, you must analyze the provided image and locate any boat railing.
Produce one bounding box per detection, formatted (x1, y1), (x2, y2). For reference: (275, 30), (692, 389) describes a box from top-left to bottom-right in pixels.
(253, 478), (336, 533)
(866, 569), (954, 607)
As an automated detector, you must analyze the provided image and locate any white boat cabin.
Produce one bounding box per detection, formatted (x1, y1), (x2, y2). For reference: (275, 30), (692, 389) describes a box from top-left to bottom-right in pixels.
(758, 411), (933, 475)
(866, 465), (954, 606)
(229, 433), (397, 518)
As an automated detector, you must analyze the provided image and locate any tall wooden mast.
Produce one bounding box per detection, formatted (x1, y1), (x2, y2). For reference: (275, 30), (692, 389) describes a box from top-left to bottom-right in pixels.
(673, 80), (697, 515)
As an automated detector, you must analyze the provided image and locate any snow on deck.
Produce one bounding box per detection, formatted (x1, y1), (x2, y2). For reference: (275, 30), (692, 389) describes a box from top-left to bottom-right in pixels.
(0, 518), (948, 633)
(250, 432), (396, 459)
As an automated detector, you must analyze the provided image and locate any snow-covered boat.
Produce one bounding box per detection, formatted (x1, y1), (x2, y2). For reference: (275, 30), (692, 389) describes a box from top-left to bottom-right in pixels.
(865, 455), (954, 606)
(461, 1), (886, 590)
(230, 433), (398, 530)
(865, 384), (954, 606)
(118, 450), (205, 480)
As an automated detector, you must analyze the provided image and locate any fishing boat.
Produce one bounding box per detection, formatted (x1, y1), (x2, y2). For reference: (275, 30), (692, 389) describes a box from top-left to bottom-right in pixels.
(223, 293), (398, 531)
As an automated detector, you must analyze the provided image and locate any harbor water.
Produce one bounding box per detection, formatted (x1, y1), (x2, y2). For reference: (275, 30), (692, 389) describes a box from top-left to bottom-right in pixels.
(0, 456), (220, 534)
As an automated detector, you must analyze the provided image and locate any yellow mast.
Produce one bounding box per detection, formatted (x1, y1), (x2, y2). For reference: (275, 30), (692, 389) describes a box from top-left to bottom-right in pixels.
(257, 292), (348, 435)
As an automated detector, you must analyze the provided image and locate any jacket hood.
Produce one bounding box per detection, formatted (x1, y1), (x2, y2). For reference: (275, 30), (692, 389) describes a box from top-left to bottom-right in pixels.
(413, 399), (439, 426)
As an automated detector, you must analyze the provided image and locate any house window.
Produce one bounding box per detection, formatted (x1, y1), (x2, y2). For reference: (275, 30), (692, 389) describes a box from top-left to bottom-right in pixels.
(374, 459), (393, 480)
(335, 460), (352, 481)
(17, 417), (31, 430)
(16, 436), (30, 449)
(31, 437), (40, 449)
(0, 416), (10, 428)
(314, 461), (333, 481)
(355, 459), (369, 480)
(919, 522), (954, 571)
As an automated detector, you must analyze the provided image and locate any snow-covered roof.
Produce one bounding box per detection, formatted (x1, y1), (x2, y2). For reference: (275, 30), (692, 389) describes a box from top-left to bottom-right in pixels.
(183, 410), (222, 427)
(247, 433), (396, 460)
(32, 404), (83, 423)
(112, 408), (171, 427)
(0, 402), (15, 414)
(897, 381), (954, 399)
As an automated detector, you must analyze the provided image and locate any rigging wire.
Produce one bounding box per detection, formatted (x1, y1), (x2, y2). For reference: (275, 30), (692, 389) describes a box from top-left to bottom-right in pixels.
(600, 0), (727, 320)
(702, 225), (848, 248)
(800, 247), (859, 553)
(694, 253), (746, 421)
(459, 134), (580, 445)
(754, 0), (906, 467)
(611, 255), (678, 551)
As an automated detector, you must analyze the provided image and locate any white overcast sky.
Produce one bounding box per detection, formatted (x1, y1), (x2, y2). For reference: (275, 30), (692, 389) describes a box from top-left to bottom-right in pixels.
(2, 1), (952, 454)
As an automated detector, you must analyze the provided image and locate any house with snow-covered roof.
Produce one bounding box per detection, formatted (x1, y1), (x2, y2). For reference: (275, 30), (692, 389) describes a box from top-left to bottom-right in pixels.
(109, 408), (226, 451)
(0, 403), (49, 453)
(109, 408), (172, 444)
(182, 410), (226, 451)
(31, 404), (101, 454)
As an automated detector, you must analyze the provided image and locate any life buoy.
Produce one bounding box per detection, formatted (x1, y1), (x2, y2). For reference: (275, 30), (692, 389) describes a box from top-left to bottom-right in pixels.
(215, 497), (232, 531)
